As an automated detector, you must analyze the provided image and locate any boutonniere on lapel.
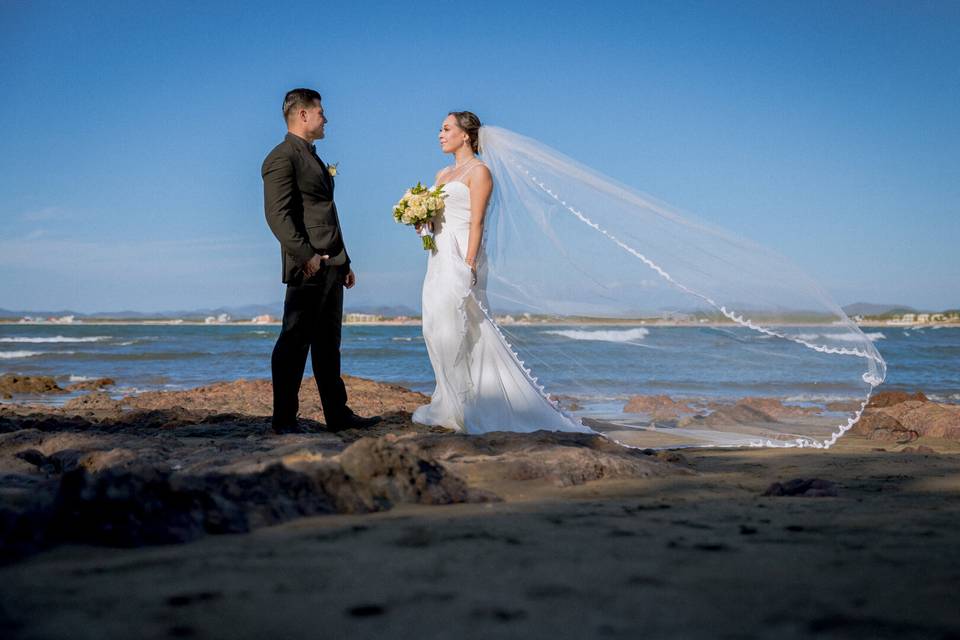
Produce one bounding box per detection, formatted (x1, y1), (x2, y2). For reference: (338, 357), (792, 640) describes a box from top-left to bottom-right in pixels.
(327, 162), (339, 178)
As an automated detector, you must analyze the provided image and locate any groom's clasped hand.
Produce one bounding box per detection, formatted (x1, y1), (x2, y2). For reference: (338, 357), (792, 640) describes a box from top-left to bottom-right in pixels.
(301, 253), (328, 278)
(303, 254), (356, 288)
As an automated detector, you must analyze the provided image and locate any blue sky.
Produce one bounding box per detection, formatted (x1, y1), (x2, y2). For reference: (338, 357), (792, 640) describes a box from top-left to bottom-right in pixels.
(1, 0), (957, 312)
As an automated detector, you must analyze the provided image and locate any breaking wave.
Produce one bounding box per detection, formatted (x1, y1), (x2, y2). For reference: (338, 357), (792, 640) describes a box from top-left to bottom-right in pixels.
(0, 350), (74, 359)
(545, 328), (651, 343)
(0, 350), (43, 359)
(793, 332), (885, 343)
(0, 336), (112, 343)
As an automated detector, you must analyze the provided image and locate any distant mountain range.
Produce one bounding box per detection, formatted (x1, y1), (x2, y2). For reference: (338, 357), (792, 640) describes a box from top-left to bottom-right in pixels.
(840, 303), (918, 317)
(0, 303), (421, 320)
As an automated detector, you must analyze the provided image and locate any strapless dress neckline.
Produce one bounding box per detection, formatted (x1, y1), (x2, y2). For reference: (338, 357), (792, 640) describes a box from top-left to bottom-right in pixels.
(442, 180), (470, 192)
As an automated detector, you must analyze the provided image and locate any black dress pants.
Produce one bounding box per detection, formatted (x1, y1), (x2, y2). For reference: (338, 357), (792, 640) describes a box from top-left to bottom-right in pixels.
(271, 269), (348, 427)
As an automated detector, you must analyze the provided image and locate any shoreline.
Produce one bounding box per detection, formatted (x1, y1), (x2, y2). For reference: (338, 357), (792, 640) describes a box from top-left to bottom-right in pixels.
(2, 319), (954, 328)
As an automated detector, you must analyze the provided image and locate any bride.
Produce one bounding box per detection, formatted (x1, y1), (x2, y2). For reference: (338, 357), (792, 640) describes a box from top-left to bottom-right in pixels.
(409, 111), (884, 448)
(411, 111), (592, 434)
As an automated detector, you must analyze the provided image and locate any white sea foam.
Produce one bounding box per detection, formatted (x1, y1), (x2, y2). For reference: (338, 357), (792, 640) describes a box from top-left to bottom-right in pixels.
(794, 332), (885, 343)
(0, 336), (111, 343)
(0, 350), (77, 359)
(113, 386), (148, 395)
(785, 393), (861, 404)
(845, 331), (885, 342)
(545, 328), (650, 343)
(0, 350), (43, 359)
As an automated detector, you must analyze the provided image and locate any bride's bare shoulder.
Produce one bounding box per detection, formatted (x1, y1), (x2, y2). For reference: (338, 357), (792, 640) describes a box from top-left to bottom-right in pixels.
(465, 162), (492, 188)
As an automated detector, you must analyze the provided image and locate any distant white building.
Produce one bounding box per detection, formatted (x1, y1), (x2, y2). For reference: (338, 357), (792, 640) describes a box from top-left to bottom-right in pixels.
(250, 314), (276, 324)
(204, 313), (231, 324)
(344, 313), (383, 323)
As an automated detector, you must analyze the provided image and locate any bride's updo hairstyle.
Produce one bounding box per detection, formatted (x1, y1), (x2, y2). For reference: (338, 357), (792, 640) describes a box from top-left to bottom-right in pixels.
(449, 111), (482, 153)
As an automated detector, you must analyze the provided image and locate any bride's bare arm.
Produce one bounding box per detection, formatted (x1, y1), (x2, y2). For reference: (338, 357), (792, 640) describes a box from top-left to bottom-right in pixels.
(465, 165), (493, 270)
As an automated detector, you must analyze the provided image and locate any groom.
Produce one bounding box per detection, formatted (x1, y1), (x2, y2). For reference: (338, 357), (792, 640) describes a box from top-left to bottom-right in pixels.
(262, 88), (380, 434)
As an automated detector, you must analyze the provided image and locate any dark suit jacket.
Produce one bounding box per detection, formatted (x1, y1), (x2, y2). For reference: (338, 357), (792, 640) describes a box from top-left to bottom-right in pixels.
(262, 133), (350, 284)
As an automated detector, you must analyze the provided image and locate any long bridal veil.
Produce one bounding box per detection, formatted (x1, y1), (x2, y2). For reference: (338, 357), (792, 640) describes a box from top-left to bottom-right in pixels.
(477, 125), (885, 448)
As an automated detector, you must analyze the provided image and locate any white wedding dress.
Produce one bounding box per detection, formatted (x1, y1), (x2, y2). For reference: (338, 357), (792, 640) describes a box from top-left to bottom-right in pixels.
(411, 126), (884, 449)
(412, 176), (592, 434)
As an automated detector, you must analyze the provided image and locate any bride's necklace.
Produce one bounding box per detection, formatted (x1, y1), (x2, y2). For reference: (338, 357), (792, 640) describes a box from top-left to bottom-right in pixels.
(452, 157), (477, 172)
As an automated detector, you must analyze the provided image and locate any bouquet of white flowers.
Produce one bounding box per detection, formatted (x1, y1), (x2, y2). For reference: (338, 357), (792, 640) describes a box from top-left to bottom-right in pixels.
(393, 182), (446, 250)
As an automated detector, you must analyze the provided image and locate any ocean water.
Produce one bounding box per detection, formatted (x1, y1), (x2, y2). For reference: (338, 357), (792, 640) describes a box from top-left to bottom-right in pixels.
(0, 323), (957, 407)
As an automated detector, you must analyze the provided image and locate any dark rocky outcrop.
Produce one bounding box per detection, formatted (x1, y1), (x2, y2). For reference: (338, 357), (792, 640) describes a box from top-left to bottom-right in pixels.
(0, 377), (689, 562)
(867, 391), (928, 408)
(826, 400), (863, 412)
(1, 434), (497, 561)
(623, 395), (694, 419)
(408, 431), (690, 487)
(850, 412), (919, 443)
(680, 404), (778, 427)
(763, 478), (837, 497)
(65, 377), (115, 392)
(732, 397), (819, 418)
(0, 374), (63, 398)
(852, 390), (960, 442)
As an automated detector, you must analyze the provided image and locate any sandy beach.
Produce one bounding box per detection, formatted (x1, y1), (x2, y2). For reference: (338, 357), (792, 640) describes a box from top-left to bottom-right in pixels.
(1, 376), (959, 639)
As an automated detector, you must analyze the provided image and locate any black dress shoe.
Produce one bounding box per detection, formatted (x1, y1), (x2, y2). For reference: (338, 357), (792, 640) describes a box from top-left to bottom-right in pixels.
(271, 421), (313, 434)
(326, 411), (382, 433)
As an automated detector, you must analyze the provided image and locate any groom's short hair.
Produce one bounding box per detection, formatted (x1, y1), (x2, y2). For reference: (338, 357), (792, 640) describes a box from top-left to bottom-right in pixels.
(283, 88), (322, 121)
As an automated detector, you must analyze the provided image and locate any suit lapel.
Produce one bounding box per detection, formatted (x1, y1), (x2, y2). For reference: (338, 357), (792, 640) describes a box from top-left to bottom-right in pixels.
(293, 143), (333, 196)
(315, 154), (334, 193)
